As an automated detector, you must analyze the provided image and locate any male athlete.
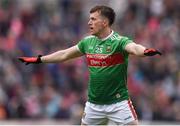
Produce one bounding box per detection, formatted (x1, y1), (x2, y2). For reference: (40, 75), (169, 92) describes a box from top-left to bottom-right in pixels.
(18, 6), (161, 125)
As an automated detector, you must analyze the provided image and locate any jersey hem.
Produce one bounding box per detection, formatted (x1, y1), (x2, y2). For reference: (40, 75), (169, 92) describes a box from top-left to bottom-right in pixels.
(88, 96), (129, 105)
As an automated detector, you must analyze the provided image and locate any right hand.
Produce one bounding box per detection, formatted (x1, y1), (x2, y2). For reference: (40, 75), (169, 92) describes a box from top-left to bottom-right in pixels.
(18, 55), (42, 65)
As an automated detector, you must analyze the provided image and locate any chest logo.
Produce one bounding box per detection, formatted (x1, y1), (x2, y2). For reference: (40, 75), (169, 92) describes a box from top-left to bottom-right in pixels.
(86, 53), (124, 67)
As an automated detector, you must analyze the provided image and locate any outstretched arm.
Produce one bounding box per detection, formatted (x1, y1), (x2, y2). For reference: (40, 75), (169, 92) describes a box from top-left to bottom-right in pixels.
(125, 42), (162, 57)
(41, 45), (83, 63)
(18, 45), (84, 65)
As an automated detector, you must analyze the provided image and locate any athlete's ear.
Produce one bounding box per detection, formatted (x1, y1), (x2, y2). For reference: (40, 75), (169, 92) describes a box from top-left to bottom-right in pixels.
(103, 19), (109, 27)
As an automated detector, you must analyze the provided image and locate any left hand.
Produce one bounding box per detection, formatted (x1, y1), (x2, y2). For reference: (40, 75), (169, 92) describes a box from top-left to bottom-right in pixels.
(144, 48), (162, 56)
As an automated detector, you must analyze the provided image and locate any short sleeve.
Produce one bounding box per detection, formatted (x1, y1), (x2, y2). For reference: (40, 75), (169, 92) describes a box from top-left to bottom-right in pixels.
(119, 36), (133, 51)
(77, 39), (86, 54)
(77, 35), (94, 54)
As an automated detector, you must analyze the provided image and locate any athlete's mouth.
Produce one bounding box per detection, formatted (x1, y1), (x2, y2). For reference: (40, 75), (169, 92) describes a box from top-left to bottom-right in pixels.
(90, 27), (93, 30)
(89, 27), (94, 33)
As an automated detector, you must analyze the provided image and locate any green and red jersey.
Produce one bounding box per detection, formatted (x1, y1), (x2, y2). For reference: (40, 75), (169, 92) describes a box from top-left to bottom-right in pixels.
(77, 31), (132, 104)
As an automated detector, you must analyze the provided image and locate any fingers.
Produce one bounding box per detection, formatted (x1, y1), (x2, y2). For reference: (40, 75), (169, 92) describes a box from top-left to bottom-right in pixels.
(18, 57), (25, 62)
(18, 57), (30, 65)
(156, 51), (162, 55)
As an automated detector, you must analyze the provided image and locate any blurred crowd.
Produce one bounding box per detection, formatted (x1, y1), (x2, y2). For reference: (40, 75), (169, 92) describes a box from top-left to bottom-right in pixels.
(0, 0), (179, 124)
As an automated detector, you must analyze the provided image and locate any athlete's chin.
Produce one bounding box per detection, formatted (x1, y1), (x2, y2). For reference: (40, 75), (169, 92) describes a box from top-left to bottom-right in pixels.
(89, 31), (98, 36)
(90, 33), (95, 35)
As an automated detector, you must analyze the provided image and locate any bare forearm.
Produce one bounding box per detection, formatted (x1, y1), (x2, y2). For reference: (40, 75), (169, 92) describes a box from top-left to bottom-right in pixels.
(40, 46), (83, 63)
(41, 50), (66, 63)
(125, 43), (146, 57)
(133, 44), (146, 57)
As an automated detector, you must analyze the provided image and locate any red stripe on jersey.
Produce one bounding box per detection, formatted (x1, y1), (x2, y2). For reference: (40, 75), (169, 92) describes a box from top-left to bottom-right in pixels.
(128, 99), (138, 120)
(86, 53), (124, 67)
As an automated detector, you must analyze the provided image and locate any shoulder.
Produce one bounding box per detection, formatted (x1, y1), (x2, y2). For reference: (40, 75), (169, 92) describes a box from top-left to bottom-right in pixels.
(82, 35), (96, 41)
(110, 32), (128, 41)
(79, 35), (96, 44)
(84, 35), (95, 39)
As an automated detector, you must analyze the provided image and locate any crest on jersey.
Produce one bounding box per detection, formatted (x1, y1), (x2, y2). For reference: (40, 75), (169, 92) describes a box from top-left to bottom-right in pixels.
(106, 45), (112, 52)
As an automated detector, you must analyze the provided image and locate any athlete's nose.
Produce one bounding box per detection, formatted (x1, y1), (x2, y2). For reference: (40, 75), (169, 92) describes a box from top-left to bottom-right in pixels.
(88, 20), (92, 26)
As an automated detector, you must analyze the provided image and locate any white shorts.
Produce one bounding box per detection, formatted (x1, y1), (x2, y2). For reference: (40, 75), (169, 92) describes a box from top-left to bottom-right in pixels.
(81, 99), (137, 125)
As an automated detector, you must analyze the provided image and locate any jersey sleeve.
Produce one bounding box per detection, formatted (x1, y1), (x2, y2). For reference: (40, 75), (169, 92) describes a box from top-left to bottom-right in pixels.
(77, 39), (86, 54)
(77, 35), (94, 54)
(119, 36), (133, 52)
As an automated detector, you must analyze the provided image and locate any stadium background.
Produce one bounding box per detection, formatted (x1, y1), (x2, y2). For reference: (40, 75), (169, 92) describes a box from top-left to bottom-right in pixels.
(0, 0), (179, 125)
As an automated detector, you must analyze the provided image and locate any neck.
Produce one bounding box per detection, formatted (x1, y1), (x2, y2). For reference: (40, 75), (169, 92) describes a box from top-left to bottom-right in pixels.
(97, 27), (112, 39)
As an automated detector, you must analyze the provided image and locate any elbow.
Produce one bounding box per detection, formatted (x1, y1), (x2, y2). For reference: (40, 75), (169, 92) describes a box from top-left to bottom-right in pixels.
(126, 43), (146, 57)
(128, 49), (137, 55)
(59, 53), (68, 62)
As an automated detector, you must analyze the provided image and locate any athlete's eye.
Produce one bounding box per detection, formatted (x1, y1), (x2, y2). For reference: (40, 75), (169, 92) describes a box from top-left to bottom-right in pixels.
(90, 17), (96, 21)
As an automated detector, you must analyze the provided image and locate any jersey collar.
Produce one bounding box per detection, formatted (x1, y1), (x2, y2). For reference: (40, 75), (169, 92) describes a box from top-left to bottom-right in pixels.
(101, 30), (114, 41)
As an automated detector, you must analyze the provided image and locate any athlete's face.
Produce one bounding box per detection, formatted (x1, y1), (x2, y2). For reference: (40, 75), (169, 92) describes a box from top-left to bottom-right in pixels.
(88, 11), (108, 36)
